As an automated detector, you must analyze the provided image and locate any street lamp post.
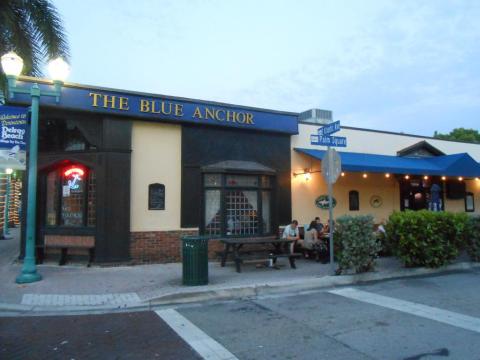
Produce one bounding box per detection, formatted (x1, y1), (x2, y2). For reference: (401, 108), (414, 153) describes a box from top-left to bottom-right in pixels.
(1, 52), (69, 284)
(3, 168), (13, 239)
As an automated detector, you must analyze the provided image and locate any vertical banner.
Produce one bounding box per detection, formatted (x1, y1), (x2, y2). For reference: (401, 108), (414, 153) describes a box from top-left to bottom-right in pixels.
(0, 105), (28, 170)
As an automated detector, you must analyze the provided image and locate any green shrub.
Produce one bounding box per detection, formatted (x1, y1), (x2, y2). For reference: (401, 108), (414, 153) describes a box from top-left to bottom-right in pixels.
(466, 216), (480, 261)
(386, 210), (469, 268)
(335, 215), (381, 274)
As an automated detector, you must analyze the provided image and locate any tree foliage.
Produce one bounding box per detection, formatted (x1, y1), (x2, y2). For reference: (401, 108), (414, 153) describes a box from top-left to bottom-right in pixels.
(0, 0), (69, 81)
(434, 128), (480, 143)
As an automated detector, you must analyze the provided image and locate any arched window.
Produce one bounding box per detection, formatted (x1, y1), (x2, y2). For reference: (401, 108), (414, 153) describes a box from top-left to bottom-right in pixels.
(349, 190), (359, 211)
(148, 183), (165, 210)
(45, 164), (96, 227)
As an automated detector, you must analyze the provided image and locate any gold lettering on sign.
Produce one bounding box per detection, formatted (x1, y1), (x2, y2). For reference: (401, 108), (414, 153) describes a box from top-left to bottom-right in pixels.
(140, 99), (150, 112)
(226, 111), (236, 122)
(245, 113), (255, 124)
(89, 92), (102, 107)
(236, 112), (246, 123)
(175, 104), (184, 117)
(119, 97), (129, 111)
(151, 100), (161, 114)
(192, 107), (203, 119)
(205, 107), (215, 120)
(161, 102), (172, 115)
(103, 95), (117, 109)
(215, 109), (225, 121)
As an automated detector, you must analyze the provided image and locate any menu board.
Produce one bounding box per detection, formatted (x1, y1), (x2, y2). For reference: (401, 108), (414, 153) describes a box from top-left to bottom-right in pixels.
(148, 183), (165, 210)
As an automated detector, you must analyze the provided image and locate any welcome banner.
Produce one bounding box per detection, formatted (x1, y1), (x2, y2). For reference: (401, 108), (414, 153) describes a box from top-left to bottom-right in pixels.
(0, 105), (28, 170)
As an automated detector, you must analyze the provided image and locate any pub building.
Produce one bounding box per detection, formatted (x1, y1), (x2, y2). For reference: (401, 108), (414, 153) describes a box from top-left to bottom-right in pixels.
(7, 77), (480, 265)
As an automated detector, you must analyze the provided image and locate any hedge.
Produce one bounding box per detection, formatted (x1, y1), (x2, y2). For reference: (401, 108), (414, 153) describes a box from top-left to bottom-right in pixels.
(386, 210), (469, 268)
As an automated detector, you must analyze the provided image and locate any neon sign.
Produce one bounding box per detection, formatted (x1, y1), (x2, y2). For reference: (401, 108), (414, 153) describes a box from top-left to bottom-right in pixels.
(64, 167), (84, 191)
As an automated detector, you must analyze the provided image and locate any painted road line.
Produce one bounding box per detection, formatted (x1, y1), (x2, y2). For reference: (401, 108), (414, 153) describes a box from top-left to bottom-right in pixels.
(21, 293), (141, 306)
(329, 287), (480, 333)
(156, 308), (238, 360)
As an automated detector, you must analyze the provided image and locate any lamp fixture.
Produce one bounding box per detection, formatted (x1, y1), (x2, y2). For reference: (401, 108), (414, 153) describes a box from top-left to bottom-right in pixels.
(385, 173), (390, 178)
(48, 57), (70, 82)
(341, 172), (345, 177)
(476, 177), (479, 181)
(293, 168), (320, 180)
(423, 175), (428, 180)
(5, 168), (13, 175)
(362, 173), (368, 179)
(405, 175), (410, 180)
(441, 176), (446, 181)
(458, 177), (463, 181)
(1, 52), (23, 77)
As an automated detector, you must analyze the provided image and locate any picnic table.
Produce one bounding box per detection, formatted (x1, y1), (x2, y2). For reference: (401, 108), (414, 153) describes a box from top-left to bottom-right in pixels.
(220, 236), (301, 273)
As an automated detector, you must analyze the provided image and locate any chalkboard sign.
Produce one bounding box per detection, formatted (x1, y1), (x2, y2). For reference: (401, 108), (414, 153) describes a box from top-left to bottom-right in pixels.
(148, 183), (165, 210)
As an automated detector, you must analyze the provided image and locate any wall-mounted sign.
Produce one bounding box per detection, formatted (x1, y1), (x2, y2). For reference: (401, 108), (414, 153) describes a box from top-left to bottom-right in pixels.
(370, 195), (383, 208)
(315, 195), (337, 209)
(149, 183), (165, 210)
(0, 105), (28, 170)
(10, 80), (299, 135)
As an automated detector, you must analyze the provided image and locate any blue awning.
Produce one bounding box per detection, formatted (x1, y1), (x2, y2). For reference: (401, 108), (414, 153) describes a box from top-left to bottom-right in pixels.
(294, 148), (480, 177)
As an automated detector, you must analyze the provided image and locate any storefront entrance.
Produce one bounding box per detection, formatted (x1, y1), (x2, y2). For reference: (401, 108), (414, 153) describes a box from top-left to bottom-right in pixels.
(399, 176), (444, 211)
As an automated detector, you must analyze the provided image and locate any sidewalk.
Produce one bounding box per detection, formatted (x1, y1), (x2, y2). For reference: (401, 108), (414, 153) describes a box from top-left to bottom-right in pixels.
(1, 229), (479, 314)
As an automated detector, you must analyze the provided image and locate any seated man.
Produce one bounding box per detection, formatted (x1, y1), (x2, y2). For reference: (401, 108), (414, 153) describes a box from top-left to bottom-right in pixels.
(282, 220), (300, 253)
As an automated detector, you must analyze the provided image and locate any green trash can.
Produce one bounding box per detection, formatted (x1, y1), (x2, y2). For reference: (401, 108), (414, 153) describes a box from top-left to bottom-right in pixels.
(181, 236), (209, 286)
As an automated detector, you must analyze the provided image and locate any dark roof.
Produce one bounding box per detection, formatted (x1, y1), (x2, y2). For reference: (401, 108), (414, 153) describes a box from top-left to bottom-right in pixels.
(397, 140), (445, 157)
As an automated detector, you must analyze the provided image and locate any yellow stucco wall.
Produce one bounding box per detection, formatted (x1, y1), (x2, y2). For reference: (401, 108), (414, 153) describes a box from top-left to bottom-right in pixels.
(292, 152), (400, 225)
(444, 179), (480, 214)
(130, 121), (184, 231)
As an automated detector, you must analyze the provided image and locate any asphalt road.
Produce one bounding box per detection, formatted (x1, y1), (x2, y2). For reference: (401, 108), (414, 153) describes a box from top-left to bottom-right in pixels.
(2, 270), (480, 360)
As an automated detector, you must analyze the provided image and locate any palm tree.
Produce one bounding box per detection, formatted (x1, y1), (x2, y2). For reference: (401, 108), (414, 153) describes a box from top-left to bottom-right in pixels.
(0, 0), (69, 82)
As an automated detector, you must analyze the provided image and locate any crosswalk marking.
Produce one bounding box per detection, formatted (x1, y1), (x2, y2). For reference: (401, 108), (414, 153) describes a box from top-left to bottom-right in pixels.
(156, 309), (238, 360)
(21, 293), (141, 306)
(329, 287), (480, 333)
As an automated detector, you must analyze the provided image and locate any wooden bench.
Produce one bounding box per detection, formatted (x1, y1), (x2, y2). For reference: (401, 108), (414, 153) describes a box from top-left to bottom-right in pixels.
(44, 235), (95, 266)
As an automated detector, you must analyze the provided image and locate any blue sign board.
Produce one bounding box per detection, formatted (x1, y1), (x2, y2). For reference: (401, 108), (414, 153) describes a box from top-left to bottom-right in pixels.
(311, 135), (347, 147)
(9, 79), (299, 135)
(0, 105), (28, 150)
(317, 120), (340, 136)
(0, 105), (28, 169)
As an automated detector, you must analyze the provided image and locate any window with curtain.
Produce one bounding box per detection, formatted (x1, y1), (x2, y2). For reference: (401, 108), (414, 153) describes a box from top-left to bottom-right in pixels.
(203, 173), (273, 237)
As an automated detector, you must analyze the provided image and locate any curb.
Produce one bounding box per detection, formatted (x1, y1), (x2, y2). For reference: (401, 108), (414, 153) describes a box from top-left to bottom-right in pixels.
(1, 262), (479, 316)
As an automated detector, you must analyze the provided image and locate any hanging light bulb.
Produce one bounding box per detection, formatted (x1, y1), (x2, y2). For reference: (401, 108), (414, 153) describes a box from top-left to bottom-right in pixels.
(423, 175), (428, 180)
(405, 175), (410, 180)
(385, 173), (390, 178)
(441, 176), (446, 181)
(304, 171), (312, 181)
(458, 177), (463, 181)
(362, 173), (368, 179)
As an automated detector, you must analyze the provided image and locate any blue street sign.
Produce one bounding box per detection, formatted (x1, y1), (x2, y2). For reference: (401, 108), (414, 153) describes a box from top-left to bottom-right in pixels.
(311, 135), (347, 147)
(317, 120), (340, 136)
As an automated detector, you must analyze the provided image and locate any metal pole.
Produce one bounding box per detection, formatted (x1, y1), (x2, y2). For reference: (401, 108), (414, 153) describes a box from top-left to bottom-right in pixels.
(16, 84), (42, 284)
(327, 147), (335, 273)
(3, 172), (11, 238)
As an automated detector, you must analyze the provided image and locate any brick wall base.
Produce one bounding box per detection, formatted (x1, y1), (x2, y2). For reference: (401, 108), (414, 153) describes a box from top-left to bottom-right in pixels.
(130, 230), (226, 264)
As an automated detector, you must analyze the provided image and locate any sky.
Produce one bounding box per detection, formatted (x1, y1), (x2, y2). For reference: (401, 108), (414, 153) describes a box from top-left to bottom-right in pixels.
(53, 0), (480, 136)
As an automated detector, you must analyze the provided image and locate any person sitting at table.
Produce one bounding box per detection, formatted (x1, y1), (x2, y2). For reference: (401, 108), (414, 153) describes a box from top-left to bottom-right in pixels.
(314, 216), (324, 235)
(282, 220), (300, 253)
(304, 220), (322, 251)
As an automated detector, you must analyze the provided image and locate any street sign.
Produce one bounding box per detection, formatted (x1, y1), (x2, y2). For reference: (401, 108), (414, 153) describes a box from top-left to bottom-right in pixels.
(321, 148), (342, 184)
(317, 120), (340, 136)
(311, 135), (347, 147)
